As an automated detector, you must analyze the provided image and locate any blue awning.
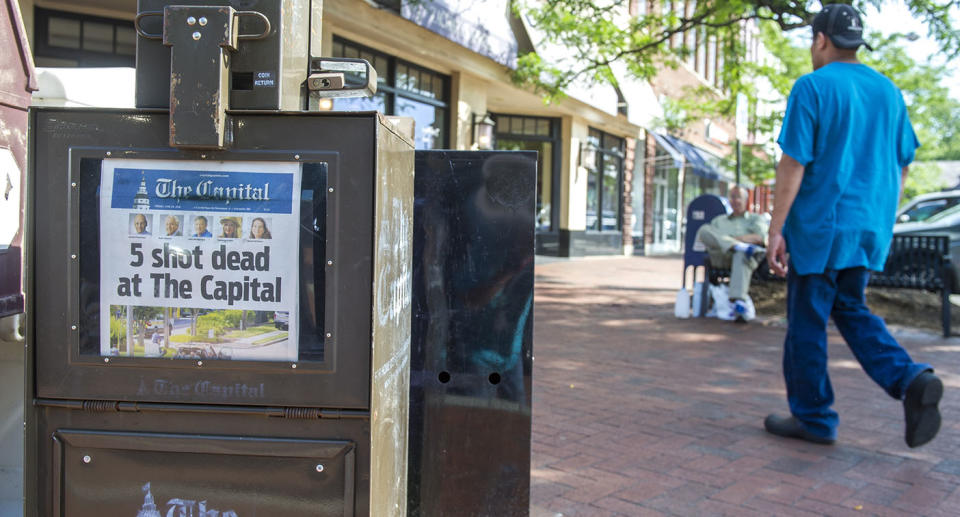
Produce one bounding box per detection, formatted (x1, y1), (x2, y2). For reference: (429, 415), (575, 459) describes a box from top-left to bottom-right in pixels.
(651, 133), (684, 170)
(655, 133), (722, 181)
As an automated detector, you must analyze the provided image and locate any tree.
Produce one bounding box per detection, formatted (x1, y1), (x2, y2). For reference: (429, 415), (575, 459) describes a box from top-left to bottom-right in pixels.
(514, 0), (959, 141)
(860, 34), (960, 162)
(109, 313), (127, 349)
(751, 25), (960, 166)
(902, 162), (946, 203)
(130, 306), (162, 350)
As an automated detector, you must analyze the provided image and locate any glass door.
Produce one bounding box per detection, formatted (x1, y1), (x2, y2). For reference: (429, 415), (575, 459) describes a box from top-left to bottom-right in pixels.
(650, 158), (681, 253)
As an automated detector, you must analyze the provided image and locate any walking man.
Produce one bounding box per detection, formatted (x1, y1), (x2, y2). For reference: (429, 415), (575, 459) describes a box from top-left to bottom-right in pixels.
(765, 4), (942, 447)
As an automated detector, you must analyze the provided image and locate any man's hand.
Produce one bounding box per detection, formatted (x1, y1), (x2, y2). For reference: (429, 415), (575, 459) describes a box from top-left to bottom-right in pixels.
(767, 153), (804, 278)
(767, 231), (789, 277)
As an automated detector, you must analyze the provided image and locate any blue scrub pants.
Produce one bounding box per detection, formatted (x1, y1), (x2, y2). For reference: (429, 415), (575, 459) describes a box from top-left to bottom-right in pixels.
(784, 266), (932, 440)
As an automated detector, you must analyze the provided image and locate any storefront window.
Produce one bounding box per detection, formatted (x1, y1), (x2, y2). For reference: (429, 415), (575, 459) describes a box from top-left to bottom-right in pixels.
(34, 8), (136, 67)
(586, 129), (624, 232)
(332, 38), (449, 150)
(493, 115), (560, 232)
(396, 97), (445, 149)
(332, 94), (387, 113)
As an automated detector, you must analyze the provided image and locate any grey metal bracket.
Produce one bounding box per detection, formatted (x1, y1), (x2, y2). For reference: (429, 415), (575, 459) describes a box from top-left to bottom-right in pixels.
(135, 6), (270, 149)
(308, 58), (378, 98)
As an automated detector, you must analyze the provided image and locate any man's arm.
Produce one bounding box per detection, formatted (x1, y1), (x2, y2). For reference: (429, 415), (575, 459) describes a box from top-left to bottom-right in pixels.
(738, 213), (771, 246)
(767, 153), (806, 277)
(732, 232), (766, 246)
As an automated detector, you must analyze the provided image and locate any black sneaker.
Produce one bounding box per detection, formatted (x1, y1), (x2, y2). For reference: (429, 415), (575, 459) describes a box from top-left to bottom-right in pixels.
(904, 371), (943, 448)
(764, 414), (836, 445)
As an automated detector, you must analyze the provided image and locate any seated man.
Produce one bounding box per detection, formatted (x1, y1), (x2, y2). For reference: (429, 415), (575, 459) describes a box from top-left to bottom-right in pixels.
(695, 186), (768, 322)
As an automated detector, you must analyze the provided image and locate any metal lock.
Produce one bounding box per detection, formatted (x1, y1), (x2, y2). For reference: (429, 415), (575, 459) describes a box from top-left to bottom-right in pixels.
(307, 73), (346, 91)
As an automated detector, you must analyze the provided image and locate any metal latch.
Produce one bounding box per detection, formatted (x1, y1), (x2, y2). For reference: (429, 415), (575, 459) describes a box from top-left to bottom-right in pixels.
(308, 58), (378, 98)
(134, 6), (270, 150)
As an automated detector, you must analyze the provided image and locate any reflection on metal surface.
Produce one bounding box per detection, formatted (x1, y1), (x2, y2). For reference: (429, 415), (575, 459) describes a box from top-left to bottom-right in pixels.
(409, 150), (536, 516)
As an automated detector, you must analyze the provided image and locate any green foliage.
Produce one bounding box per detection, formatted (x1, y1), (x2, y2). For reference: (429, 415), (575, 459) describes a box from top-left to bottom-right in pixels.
(653, 97), (694, 134)
(223, 325), (276, 339)
(197, 311), (229, 337)
(132, 344), (176, 358)
(861, 34), (960, 161)
(253, 332), (289, 346)
(222, 310), (243, 327)
(196, 310), (245, 340)
(714, 143), (779, 185)
(739, 145), (778, 184)
(758, 21), (812, 97)
(514, 0), (959, 150)
(170, 334), (218, 344)
(109, 314), (126, 346)
(754, 27), (960, 162)
(902, 162), (947, 203)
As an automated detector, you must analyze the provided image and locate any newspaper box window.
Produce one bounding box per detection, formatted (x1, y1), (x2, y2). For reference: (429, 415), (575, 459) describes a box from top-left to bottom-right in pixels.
(77, 158), (329, 364)
(96, 159), (304, 362)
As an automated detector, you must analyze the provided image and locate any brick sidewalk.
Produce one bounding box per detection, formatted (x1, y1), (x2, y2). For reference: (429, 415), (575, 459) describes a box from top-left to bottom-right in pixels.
(530, 256), (960, 517)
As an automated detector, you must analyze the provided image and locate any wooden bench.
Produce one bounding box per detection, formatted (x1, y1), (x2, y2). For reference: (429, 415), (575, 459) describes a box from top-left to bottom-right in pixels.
(702, 235), (953, 336)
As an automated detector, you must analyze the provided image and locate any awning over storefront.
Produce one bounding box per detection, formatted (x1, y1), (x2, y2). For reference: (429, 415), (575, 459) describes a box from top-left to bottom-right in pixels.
(654, 133), (722, 181)
(651, 132), (684, 169)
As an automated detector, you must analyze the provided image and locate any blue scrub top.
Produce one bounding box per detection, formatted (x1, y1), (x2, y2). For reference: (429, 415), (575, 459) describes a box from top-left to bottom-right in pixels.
(777, 62), (919, 275)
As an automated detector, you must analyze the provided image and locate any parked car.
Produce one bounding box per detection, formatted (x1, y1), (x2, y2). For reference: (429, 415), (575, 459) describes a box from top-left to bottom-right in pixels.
(897, 190), (960, 223)
(893, 202), (960, 292)
(274, 311), (289, 330)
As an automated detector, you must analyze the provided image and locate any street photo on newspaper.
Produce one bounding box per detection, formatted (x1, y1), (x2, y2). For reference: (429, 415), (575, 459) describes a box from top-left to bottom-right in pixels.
(99, 159), (301, 362)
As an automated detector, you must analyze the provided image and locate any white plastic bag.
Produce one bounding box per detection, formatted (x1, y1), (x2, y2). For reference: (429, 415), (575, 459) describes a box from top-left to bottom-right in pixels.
(691, 281), (704, 317)
(674, 288), (691, 318)
(709, 284), (732, 320)
(707, 285), (757, 321)
(742, 295), (757, 321)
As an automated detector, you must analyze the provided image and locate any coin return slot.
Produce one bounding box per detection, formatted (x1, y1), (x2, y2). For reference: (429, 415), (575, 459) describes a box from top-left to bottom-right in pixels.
(232, 72), (253, 91)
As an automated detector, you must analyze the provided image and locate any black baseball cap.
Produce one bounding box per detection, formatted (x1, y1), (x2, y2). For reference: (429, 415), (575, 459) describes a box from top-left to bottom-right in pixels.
(812, 4), (873, 50)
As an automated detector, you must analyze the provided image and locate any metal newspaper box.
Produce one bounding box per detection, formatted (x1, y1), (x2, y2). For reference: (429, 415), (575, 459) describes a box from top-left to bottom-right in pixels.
(408, 150), (535, 517)
(26, 2), (412, 516)
(0, 0), (35, 318)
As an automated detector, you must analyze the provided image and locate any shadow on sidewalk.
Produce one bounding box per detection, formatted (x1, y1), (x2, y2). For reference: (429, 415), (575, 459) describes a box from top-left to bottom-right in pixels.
(530, 256), (960, 517)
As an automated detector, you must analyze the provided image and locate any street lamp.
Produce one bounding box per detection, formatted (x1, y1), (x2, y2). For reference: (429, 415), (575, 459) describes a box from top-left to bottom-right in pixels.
(472, 112), (495, 150)
(579, 141), (598, 170)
